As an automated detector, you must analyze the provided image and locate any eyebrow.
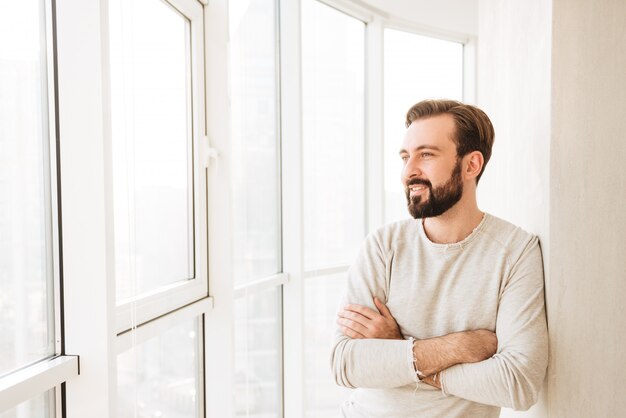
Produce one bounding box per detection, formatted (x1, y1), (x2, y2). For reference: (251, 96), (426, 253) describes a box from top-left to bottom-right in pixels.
(398, 145), (442, 155)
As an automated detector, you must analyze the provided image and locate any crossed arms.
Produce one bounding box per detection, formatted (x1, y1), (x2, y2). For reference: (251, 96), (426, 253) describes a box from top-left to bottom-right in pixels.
(337, 297), (498, 389)
(330, 233), (549, 411)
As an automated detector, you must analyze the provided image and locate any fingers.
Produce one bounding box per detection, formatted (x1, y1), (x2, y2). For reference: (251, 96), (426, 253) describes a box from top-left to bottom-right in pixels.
(336, 316), (369, 336)
(421, 373), (442, 389)
(338, 309), (371, 327)
(343, 303), (379, 320)
(373, 296), (393, 319)
(339, 324), (366, 339)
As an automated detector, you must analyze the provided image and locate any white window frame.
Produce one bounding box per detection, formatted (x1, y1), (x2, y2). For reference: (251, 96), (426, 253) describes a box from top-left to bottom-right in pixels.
(109, 0), (209, 335)
(0, 0), (79, 413)
(56, 0), (217, 416)
(202, 0), (235, 417)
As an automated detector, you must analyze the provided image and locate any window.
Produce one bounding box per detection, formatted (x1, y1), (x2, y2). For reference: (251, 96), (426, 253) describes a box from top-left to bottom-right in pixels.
(301, 1), (366, 415)
(117, 318), (202, 417)
(234, 288), (282, 417)
(1, 1), (475, 416)
(229, 0), (283, 417)
(383, 29), (464, 223)
(0, 391), (54, 418)
(108, 0), (208, 332)
(0, 0), (77, 414)
(106, 0), (208, 415)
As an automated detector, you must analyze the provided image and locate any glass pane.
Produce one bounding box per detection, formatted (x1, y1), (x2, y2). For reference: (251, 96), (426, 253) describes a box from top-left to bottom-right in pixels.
(302, 0), (366, 270)
(383, 29), (463, 223)
(117, 318), (201, 418)
(0, 0), (55, 376)
(0, 389), (54, 418)
(234, 287), (282, 418)
(109, 0), (194, 301)
(230, 0), (281, 286)
(304, 274), (351, 418)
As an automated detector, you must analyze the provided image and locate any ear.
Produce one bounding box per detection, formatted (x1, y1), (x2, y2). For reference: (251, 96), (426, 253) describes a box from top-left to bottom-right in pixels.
(463, 151), (484, 182)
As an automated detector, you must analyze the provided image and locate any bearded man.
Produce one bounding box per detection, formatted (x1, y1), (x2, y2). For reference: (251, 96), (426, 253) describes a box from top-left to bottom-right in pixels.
(332, 100), (548, 417)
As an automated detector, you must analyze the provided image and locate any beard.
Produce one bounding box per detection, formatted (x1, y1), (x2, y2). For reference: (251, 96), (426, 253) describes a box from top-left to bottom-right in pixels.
(405, 160), (464, 219)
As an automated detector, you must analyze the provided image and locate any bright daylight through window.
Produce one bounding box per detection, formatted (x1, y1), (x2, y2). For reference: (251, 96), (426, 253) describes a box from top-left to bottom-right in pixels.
(229, 0), (283, 417)
(108, 0), (207, 416)
(0, 0), (57, 415)
(383, 29), (463, 223)
(302, 1), (365, 416)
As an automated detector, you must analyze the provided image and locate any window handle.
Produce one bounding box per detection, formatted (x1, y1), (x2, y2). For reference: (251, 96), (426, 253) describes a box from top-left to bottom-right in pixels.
(202, 135), (219, 167)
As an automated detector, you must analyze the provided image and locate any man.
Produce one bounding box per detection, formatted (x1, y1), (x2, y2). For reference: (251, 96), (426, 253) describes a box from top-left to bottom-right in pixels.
(331, 100), (548, 417)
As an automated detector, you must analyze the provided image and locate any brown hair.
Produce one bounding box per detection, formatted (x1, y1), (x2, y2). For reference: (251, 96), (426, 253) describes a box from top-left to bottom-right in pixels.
(405, 99), (495, 183)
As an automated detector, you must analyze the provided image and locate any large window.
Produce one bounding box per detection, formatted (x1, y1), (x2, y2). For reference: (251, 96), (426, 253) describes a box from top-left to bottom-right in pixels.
(109, 0), (208, 332)
(110, 0), (194, 301)
(107, 0), (208, 415)
(383, 29), (464, 223)
(229, 1), (283, 417)
(0, 0), (76, 415)
(0, 0), (55, 377)
(230, 0), (281, 287)
(1, 1), (474, 416)
(301, 1), (366, 415)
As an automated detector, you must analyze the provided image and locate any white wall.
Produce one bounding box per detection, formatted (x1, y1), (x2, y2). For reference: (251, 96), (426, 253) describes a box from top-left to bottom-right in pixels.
(476, 0), (551, 238)
(550, 0), (626, 416)
(478, 0), (626, 417)
(475, 2), (552, 415)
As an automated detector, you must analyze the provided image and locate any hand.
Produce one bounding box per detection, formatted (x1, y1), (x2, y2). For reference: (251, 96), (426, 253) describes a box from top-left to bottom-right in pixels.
(337, 297), (403, 340)
(421, 372), (441, 389)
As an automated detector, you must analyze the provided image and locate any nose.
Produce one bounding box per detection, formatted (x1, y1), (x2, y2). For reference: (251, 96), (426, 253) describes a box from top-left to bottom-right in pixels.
(401, 156), (422, 184)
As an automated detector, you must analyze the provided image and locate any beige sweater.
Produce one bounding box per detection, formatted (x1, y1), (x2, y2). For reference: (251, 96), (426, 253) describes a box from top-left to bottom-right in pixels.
(331, 213), (548, 418)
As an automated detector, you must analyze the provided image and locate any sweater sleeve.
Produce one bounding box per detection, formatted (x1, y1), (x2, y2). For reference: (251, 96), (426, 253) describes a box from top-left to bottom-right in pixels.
(439, 237), (549, 411)
(330, 231), (418, 389)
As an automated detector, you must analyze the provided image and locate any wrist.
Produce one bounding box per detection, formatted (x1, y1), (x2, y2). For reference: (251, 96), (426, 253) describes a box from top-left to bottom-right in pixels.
(412, 339), (425, 378)
(412, 339), (438, 377)
(412, 335), (461, 377)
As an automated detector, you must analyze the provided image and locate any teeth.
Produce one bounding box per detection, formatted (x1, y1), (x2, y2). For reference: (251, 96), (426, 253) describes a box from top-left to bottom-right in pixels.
(410, 186), (425, 191)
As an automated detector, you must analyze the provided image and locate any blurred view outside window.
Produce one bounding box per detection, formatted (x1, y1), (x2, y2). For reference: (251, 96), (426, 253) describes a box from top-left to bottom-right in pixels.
(230, 0), (281, 286)
(303, 273), (352, 417)
(117, 319), (201, 418)
(302, 0), (365, 271)
(234, 288), (282, 418)
(0, 391), (54, 418)
(302, 1), (365, 415)
(0, 1), (56, 412)
(384, 29), (463, 223)
(107, 1), (205, 416)
(230, 1), (283, 417)
(109, 0), (195, 302)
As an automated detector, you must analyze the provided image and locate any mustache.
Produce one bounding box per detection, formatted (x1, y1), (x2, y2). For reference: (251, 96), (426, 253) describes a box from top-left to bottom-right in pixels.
(406, 178), (432, 188)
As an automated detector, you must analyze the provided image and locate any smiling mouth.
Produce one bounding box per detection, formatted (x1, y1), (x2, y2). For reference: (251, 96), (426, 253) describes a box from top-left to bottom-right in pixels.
(409, 185), (428, 196)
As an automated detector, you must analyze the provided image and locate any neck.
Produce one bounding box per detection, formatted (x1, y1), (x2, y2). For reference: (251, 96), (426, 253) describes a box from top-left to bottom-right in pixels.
(422, 192), (484, 244)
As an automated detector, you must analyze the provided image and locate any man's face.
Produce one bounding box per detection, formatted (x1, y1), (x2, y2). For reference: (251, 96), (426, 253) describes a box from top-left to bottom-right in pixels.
(399, 114), (464, 219)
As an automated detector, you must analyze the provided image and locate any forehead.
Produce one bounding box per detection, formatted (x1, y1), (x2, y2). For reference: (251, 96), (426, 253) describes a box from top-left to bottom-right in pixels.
(401, 114), (457, 153)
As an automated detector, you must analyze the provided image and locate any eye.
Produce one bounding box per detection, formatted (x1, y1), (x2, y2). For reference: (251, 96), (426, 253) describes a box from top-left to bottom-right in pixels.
(400, 155), (409, 162)
(421, 152), (434, 158)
